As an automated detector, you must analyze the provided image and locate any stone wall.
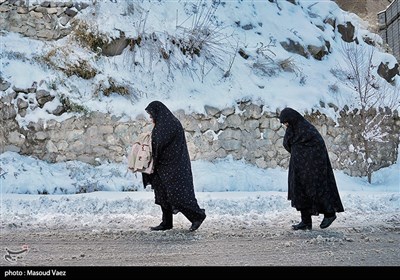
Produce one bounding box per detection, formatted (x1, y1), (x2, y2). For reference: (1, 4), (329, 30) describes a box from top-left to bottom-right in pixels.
(0, 0), (87, 41)
(1, 87), (399, 178)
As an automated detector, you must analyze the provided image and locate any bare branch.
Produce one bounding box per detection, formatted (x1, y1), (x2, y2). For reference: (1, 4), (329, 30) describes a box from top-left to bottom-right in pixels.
(333, 41), (400, 183)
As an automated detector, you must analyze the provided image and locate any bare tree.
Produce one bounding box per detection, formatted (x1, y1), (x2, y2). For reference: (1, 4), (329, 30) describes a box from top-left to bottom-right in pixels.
(336, 41), (399, 183)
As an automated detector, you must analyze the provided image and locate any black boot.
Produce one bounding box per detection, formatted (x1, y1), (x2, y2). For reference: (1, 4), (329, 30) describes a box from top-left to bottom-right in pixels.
(189, 209), (206, 232)
(150, 206), (173, 231)
(292, 221), (312, 230)
(292, 210), (312, 230)
(320, 213), (336, 229)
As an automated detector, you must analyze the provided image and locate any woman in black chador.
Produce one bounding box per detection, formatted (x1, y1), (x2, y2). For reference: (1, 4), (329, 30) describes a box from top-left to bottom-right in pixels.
(279, 107), (344, 230)
(142, 101), (206, 232)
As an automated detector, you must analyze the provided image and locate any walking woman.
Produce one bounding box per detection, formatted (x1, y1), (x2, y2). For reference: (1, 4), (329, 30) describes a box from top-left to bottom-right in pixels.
(279, 107), (344, 230)
(142, 101), (206, 232)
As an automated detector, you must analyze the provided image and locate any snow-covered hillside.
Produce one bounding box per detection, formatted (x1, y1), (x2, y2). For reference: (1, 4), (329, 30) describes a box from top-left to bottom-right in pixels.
(1, 0), (398, 127)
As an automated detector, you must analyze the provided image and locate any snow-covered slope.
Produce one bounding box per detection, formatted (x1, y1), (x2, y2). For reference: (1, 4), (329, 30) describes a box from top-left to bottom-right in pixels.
(1, 0), (398, 127)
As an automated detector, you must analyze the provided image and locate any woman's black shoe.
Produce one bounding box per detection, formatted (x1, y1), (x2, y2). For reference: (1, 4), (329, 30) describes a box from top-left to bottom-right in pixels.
(320, 215), (336, 229)
(292, 221), (312, 230)
(189, 220), (203, 232)
(189, 215), (206, 232)
(150, 224), (172, 231)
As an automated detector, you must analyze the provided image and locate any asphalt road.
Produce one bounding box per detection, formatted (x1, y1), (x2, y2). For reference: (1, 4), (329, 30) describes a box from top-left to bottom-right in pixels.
(1, 223), (399, 273)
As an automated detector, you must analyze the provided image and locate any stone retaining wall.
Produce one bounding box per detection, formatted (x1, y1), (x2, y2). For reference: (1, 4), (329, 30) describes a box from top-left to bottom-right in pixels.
(1, 88), (399, 178)
(0, 0), (86, 41)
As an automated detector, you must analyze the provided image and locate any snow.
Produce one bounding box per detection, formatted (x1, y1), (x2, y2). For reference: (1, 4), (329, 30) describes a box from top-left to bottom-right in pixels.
(0, 1), (399, 235)
(0, 151), (399, 233)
